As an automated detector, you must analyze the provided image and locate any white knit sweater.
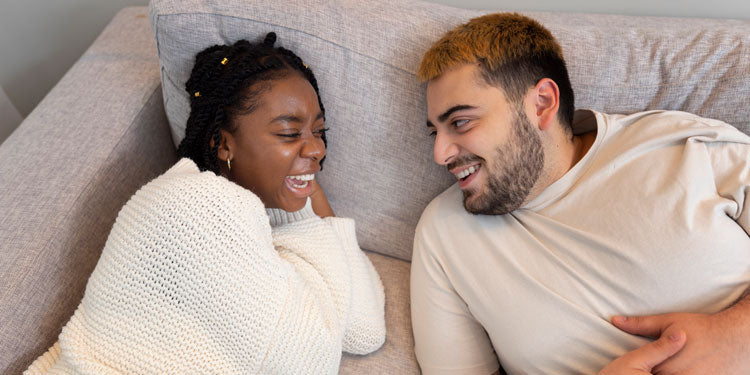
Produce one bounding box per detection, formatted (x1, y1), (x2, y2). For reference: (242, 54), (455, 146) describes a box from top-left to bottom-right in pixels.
(26, 158), (386, 374)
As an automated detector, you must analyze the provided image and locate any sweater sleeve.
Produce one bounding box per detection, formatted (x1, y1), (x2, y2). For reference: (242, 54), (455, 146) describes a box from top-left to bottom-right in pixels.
(324, 217), (386, 355)
(271, 214), (385, 356)
(26, 159), (346, 375)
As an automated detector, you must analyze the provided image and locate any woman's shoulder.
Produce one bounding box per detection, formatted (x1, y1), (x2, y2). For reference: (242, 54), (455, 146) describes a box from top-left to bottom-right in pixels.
(120, 158), (268, 227)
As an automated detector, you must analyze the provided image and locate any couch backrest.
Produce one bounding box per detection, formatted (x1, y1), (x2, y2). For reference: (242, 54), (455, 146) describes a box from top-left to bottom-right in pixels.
(151, 0), (750, 261)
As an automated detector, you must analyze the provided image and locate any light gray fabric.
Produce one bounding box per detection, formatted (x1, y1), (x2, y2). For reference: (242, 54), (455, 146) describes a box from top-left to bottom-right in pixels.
(150, 0), (750, 262)
(0, 8), (177, 374)
(3, 2), (748, 373)
(340, 252), (418, 374)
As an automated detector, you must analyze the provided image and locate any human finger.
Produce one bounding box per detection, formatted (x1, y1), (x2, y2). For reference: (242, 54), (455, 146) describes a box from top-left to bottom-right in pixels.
(611, 314), (669, 338)
(623, 331), (686, 371)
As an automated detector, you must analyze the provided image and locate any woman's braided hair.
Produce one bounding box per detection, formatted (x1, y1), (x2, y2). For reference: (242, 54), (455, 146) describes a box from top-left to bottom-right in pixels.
(178, 32), (326, 173)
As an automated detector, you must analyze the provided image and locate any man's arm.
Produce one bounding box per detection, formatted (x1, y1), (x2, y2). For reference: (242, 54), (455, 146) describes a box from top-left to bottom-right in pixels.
(598, 331), (687, 375)
(411, 223), (500, 375)
(607, 138), (750, 374)
(608, 291), (750, 374)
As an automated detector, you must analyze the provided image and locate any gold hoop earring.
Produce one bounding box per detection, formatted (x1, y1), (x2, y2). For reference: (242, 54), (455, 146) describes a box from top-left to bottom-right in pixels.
(227, 158), (231, 172)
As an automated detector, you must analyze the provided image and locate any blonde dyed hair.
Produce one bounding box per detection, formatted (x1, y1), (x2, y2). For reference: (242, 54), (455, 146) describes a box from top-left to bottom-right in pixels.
(418, 13), (575, 128)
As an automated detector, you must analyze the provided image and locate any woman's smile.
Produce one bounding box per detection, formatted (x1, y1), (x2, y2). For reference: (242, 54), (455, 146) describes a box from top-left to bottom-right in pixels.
(284, 173), (316, 198)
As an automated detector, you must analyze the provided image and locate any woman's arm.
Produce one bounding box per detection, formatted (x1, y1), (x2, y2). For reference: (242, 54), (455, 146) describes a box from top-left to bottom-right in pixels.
(324, 217), (386, 355)
(271, 210), (385, 356)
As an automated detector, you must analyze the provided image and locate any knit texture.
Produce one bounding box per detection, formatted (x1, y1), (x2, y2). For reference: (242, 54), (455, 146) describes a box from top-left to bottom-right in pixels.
(25, 158), (385, 374)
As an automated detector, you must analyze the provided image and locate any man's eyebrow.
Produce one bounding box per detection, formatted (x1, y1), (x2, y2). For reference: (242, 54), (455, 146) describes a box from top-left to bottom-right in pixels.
(437, 105), (476, 123)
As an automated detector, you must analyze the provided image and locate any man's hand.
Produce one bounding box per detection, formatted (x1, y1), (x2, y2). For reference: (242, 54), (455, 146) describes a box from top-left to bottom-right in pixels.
(610, 309), (750, 375)
(598, 330), (686, 375)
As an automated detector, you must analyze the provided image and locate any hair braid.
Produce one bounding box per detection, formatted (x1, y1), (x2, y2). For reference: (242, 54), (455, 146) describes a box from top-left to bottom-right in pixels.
(178, 33), (328, 173)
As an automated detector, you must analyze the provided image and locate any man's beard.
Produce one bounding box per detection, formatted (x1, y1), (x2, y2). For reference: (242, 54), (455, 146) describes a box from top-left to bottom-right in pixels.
(461, 108), (544, 215)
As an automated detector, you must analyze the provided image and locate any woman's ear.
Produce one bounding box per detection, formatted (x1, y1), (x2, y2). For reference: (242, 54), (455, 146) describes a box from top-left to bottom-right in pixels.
(215, 129), (234, 163)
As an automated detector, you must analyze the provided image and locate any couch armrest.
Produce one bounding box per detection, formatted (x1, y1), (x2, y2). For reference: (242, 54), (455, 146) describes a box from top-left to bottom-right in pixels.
(0, 7), (176, 373)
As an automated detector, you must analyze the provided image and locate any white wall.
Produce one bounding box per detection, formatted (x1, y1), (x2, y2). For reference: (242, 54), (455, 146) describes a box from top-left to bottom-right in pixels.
(0, 0), (748, 144)
(427, 0), (750, 19)
(0, 0), (148, 119)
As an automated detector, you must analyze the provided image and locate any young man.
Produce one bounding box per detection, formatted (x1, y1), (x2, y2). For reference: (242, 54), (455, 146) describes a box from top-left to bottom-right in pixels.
(410, 13), (750, 375)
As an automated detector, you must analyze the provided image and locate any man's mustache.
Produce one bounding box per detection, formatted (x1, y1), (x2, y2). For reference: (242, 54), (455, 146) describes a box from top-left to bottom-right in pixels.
(447, 154), (484, 171)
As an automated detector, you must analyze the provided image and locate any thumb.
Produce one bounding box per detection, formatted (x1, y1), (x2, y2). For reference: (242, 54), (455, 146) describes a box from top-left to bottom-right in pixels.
(623, 331), (687, 371)
(612, 315), (668, 338)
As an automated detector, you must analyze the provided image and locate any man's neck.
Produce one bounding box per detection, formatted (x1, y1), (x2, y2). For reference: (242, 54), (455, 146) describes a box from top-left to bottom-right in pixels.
(571, 131), (597, 169)
(525, 127), (597, 204)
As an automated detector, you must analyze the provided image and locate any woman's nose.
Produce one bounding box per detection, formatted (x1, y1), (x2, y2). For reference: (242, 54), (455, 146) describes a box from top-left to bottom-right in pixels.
(300, 135), (325, 161)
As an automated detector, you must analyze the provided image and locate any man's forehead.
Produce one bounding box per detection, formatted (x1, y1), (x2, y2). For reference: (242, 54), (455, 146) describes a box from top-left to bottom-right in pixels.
(426, 64), (500, 120)
(427, 63), (481, 89)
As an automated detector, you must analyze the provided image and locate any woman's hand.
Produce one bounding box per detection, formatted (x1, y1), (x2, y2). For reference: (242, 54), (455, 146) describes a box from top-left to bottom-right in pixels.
(598, 331), (686, 375)
(310, 179), (335, 218)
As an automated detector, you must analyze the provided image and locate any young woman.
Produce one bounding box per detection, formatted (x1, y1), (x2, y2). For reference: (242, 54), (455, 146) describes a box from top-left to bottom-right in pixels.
(26, 33), (385, 374)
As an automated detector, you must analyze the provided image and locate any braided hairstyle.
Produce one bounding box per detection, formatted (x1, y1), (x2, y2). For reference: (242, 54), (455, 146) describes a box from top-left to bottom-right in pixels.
(178, 32), (327, 173)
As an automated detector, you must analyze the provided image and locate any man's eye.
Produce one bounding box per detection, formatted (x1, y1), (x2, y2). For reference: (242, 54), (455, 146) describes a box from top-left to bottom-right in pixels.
(452, 119), (469, 128)
(428, 130), (437, 137)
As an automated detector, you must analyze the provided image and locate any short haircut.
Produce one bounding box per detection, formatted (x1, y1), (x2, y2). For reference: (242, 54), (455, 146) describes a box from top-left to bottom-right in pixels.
(418, 13), (575, 131)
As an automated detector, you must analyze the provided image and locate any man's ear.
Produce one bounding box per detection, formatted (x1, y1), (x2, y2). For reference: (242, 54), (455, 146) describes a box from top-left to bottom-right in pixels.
(531, 78), (560, 131)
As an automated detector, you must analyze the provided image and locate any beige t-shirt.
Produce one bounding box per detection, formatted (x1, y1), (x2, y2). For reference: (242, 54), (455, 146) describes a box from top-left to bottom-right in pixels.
(411, 110), (750, 375)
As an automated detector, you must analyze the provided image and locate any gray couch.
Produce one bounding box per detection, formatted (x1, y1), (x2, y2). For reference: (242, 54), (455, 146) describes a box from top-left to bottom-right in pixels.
(1, 0), (748, 373)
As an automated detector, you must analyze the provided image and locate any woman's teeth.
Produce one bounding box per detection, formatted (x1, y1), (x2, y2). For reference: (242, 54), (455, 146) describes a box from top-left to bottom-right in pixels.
(456, 165), (478, 180)
(287, 174), (314, 188)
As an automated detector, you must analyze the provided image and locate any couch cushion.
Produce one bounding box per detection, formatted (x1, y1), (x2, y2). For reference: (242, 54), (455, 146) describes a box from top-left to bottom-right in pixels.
(340, 251), (417, 374)
(0, 8), (177, 374)
(151, 0), (750, 262)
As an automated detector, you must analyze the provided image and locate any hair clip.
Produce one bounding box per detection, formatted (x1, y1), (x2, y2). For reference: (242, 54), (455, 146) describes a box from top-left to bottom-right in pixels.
(221, 57), (229, 65)
(194, 91), (201, 97)
(302, 62), (308, 69)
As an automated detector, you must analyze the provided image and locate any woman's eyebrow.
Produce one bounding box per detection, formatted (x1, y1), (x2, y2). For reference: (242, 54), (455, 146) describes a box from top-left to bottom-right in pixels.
(270, 111), (324, 124)
(270, 114), (303, 123)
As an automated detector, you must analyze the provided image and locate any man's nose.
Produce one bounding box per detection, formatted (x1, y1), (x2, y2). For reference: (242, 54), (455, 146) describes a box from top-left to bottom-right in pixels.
(433, 131), (459, 166)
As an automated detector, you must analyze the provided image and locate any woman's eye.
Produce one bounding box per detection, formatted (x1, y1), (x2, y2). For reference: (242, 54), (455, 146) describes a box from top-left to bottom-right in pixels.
(277, 133), (301, 138)
(315, 127), (330, 137)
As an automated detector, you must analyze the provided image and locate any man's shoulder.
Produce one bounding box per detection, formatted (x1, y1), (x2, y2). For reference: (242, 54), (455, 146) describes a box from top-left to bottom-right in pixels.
(417, 183), (464, 229)
(605, 110), (748, 141)
(416, 183), (517, 237)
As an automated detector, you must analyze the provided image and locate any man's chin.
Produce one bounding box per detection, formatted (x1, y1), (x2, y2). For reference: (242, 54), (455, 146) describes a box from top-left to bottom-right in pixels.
(462, 190), (486, 215)
(462, 190), (520, 216)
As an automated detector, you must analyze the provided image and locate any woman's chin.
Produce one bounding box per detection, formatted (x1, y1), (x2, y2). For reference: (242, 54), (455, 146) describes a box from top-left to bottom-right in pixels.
(277, 190), (310, 212)
(282, 198), (307, 212)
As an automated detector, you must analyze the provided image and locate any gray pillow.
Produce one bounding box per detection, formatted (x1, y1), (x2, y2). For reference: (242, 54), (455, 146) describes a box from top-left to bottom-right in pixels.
(150, 0), (750, 261)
